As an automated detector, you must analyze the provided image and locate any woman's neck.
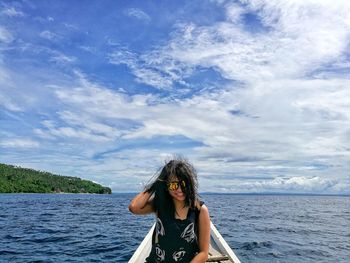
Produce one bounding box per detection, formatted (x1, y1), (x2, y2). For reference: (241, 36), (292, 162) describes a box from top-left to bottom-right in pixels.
(173, 199), (188, 219)
(173, 198), (186, 209)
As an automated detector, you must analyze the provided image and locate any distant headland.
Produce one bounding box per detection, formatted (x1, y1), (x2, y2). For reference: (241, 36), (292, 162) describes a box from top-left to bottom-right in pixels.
(0, 163), (112, 194)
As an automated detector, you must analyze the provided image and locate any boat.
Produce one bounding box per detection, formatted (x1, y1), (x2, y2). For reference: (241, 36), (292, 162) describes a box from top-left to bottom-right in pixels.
(129, 221), (241, 263)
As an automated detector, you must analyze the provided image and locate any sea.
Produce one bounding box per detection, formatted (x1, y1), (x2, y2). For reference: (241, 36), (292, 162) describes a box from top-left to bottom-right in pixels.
(0, 193), (349, 263)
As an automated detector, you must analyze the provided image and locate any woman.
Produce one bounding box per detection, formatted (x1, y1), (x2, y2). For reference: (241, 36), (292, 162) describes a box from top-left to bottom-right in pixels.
(129, 158), (210, 263)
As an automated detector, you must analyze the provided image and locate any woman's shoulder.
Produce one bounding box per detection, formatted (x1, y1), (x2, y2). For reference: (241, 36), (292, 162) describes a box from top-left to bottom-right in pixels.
(194, 200), (208, 211)
(194, 201), (209, 223)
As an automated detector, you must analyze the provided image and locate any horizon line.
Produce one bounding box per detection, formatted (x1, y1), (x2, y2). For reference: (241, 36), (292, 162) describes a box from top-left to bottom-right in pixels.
(112, 192), (350, 196)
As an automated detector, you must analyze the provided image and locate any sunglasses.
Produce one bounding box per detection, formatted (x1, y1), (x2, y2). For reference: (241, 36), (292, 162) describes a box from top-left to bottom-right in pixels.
(167, 180), (186, 191)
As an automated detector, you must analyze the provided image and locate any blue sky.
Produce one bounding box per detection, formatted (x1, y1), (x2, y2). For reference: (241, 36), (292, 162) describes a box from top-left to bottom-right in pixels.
(1, 0), (350, 194)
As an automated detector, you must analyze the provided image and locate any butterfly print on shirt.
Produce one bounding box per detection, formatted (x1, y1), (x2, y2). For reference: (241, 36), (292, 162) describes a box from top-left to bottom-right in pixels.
(155, 245), (165, 262)
(180, 222), (196, 243)
(155, 218), (165, 243)
(172, 249), (186, 262)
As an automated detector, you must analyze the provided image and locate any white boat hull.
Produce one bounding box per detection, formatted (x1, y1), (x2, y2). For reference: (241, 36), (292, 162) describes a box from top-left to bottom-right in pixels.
(129, 221), (241, 263)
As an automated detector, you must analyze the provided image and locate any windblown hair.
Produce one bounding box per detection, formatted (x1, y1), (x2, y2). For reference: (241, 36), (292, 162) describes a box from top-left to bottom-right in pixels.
(145, 157), (199, 217)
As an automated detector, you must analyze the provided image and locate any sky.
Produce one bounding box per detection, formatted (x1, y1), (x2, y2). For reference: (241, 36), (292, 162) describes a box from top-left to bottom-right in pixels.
(1, 0), (350, 194)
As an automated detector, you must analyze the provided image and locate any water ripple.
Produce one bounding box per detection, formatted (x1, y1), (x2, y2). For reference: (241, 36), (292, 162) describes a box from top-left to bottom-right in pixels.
(0, 194), (349, 263)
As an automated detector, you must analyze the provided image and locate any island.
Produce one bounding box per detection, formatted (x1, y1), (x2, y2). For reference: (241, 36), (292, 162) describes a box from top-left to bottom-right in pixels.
(0, 163), (112, 194)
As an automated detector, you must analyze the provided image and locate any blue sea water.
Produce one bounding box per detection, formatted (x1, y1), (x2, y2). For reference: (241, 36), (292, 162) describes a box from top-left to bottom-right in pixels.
(0, 193), (349, 263)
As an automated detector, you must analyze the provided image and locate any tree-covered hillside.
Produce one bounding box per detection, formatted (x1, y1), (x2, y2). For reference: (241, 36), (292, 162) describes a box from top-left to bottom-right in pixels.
(0, 163), (111, 194)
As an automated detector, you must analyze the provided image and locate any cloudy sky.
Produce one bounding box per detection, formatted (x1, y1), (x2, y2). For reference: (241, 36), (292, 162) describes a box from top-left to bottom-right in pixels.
(1, 0), (350, 194)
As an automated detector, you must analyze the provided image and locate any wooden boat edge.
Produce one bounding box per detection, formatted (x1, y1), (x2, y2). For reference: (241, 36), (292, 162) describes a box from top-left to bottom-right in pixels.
(128, 224), (155, 263)
(209, 222), (241, 263)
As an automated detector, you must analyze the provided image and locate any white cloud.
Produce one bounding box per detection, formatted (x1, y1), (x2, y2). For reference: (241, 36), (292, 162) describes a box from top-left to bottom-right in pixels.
(0, 138), (40, 149)
(38, 119), (114, 143)
(109, 48), (193, 89)
(50, 53), (76, 64)
(253, 176), (334, 192)
(124, 8), (151, 22)
(63, 23), (78, 30)
(109, 50), (173, 89)
(2, 1), (350, 194)
(1, 7), (24, 17)
(0, 94), (22, 111)
(79, 45), (97, 53)
(39, 30), (59, 41)
(58, 110), (121, 138)
(201, 175), (343, 194)
(38, 68), (349, 193)
(159, 1), (350, 83)
(112, 1), (350, 90)
(225, 2), (245, 23)
(105, 1), (350, 192)
(293, 80), (350, 121)
(0, 26), (14, 43)
(0, 62), (23, 112)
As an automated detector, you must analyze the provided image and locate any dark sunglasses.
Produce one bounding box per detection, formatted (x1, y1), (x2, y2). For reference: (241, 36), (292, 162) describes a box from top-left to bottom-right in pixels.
(167, 180), (186, 191)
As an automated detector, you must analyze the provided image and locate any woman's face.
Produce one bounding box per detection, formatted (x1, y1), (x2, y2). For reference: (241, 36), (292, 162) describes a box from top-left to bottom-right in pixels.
(167, 175), (186, 202)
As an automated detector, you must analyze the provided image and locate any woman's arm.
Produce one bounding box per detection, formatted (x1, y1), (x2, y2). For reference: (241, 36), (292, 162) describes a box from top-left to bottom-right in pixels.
(128, 190), (155, 215)
(190, 205), (210, 263)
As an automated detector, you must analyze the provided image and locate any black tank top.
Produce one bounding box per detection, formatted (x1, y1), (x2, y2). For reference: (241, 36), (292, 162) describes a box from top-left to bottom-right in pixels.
(145, 205), (201, 263)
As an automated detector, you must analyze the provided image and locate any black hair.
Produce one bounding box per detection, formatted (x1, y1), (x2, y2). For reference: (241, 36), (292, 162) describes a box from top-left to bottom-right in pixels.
(145, 157), (199, 218)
